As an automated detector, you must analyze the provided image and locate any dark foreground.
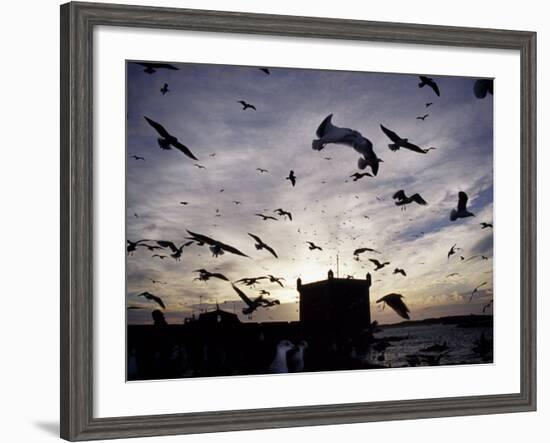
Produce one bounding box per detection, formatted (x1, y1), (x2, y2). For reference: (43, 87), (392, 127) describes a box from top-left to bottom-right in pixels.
(127, 314), (492, 381)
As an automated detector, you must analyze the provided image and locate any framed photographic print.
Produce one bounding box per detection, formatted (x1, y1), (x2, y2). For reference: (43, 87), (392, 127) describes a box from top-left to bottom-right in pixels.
(60, 1), (536, 441)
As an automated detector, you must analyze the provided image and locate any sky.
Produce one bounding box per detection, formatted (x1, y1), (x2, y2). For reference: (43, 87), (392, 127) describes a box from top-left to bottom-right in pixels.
(126, 61), (494, 325)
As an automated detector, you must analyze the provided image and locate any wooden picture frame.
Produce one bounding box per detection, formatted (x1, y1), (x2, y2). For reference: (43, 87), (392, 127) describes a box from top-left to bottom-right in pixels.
(60, 1), (536, 440)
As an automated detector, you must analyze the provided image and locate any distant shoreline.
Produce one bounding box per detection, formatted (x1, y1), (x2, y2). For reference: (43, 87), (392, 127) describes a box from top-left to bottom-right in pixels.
(380, 314), (493, 329)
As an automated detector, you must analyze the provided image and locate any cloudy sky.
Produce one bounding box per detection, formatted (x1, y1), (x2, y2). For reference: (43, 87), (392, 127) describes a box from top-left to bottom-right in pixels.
(126, 61), (494, 325)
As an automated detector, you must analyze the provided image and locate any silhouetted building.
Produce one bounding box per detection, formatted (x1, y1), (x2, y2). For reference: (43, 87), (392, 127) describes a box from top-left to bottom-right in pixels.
(297, 270), (371, 331)
(198, 305), (241, 328)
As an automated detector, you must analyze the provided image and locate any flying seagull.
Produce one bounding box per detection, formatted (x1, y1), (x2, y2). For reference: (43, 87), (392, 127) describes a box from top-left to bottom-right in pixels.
(156, 240), (194, 261)
(193, 163), (206, 169)
(306, 241), (322, 251)
(393, 268), (407, 277)
(238, 100), (256, 110)
(353, 247), (380, 257)
(234, 276), (267, 287)
(131, 155), (145, 161)
(136, 62), (179, 74)
(248, 233), (279, 258)
(266, 275), (285, 287)
(473, 79), (493, 99)
(450, 191), (475, 221)
(469, 282), (488, 302)
(151, 254), (167, 259)
(286, 170), (296, 186)
(393, 190), (428, 208)
(447, 244), (459, 259)
(160, 83), (169, 95)
(258, 68), (270, 75)
(138, 243), (164, 252)
(426, 102), (433, 107)
(416, 114), (429, 121)
(193, 269), (229, 282)
(137, 291), (166, 309)
(369, 258), (390, 271)
(482, 299), (494, 313)
(256, 168), (269, 173)
(127, 239), (150, 255)
(380, 125), (427, 154)
(350, 172), (373, 182)
(312, 114), (382, 175)
(144, 116), (198, 160)
(446, 273), (459, 278)
(255, 213), (278, 221)
(186, 230), (249, 258)
(274, 208), (292, 220)
(418, 75), (441, 96)
(376, 293), (410, 319)
(231, 284), (279, 315)
(480, 222), (493, 229)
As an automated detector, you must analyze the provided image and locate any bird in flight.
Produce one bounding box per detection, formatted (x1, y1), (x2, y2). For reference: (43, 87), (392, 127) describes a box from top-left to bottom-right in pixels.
(137, 291), (166, 309)
(248, 233), (279, 258)
(392, 190), (428, 208)
(156, 240), (194, 261)
(450, 191), (475, 221)
(424, 147), (437, 152)
(482, 299), (494, 313)
(180, 201), (188, 205)
(376, 293), (410, 319)
(135, 62), (179, 74)
(446, 273), (459, 278)
(234, 276), (267, 287)
(150, 278), (167, 285)
(193, 269), (229, 282)
(274, 208), (292, 220)
(258, 68), (270, 75)
(152, 254), (167, 259)
(231, 284), (279, 316)
(418, 75), (441, 96)
(306, 241), (322, 251)
(393, 268), (407, 277)
(127, 239), (150, 255)
(186, 230), (249, 258)
(416, 114), (429, 121)
(480, 222), (493, 229)
(426, 102), (433, 107)
(469, 282), (488, 302)
(353, 247), (380, 257)
(160, 83), (169, 95)
(380, 125), (427, 154)
(266, 275), (285, 287)
(232, 201), (241, 205)
(255, 213), (278, 221)
(256, 168), (269, 173)
(193, 163), (206, 169)
(447, 244), (460, 259)
(369, 258), (390, 271)
(349, 172), (373, 182)
(144, 116), (198, 160)
(238, 100), (256, 110)
(131, 155), (145, 161)
(286, 170), (297, 186)
(312, 114), (382, 175)
(259, 289), (271, 296)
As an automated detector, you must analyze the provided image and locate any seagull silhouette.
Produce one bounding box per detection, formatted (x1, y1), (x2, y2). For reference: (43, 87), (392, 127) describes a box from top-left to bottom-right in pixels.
(274, 208), (292, 220)
(350, 172), (373, 181)
(255, 213), (278, 221)
(450, 191), (475, 221)
(160, 83), (169, 95)
(306, 241), (322, 251)
(131, 155), (145, 161)
(136, 62), (179, 74)
(156, 240), (194, 260)
(144, 116), (198, 160)
(416, 114), (429, 121)
(393, 268), (407, 277)
(353, 247), (380, 257)
(193, 269), (229, 282)
(480, 222), (493, 229)
(418, 75), (441, 96)
(231, 284), (279, 315)
(127, 239), (150, 255)
(369, 258), (390, 270)
(137, 291), (166, 309)
(312, 114), (382, 175)
(266, 275), (285, 287)
(238, 100), (256, 110)
(393, 190), (428, 208)
(186, 230), (249, 258)
(256, 168), (269, 173)
(380, 125), (427, 154)
(248, 233), (278, 258)
(469, 282), (488, 302)
(376, 293), (410, 319)
(286, 170), (296, 186)
(447, 244), (460, 259)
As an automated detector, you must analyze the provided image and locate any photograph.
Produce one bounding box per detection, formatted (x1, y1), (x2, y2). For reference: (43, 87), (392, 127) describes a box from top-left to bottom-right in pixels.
(125, 61), (495, 381)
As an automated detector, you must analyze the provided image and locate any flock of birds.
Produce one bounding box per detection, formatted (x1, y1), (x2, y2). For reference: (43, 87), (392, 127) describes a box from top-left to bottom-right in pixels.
(127, 61), (494, 324)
